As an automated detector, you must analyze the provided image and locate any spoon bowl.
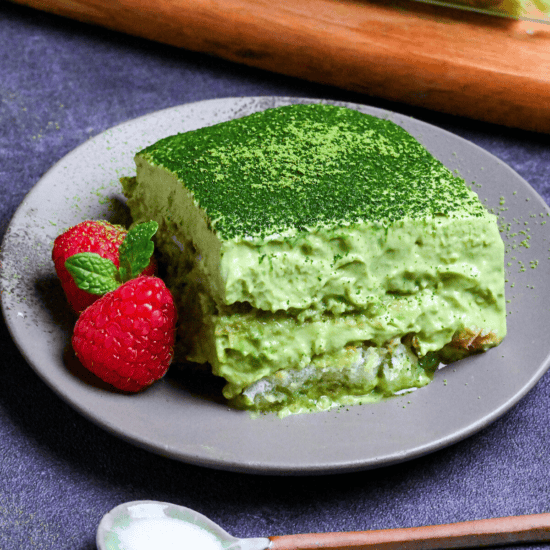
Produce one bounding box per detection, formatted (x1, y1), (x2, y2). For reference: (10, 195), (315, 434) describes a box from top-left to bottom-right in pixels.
(96, 500), (270, 550)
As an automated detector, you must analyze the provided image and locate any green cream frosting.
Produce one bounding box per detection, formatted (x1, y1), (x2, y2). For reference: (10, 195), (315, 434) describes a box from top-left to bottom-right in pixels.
(122, 103), (507, 415)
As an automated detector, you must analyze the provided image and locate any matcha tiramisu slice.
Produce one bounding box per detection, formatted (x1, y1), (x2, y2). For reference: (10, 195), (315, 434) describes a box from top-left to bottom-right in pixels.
(122, 103), (506, 415)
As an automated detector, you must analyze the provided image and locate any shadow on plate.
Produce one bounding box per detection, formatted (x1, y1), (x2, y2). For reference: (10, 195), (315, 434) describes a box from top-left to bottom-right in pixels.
(63, 343), (128, 393)
(103, 195), (134, 229)
(34, 274), (75, 332)
(63, 344), (228, 402)
(166, 361), (227, 405)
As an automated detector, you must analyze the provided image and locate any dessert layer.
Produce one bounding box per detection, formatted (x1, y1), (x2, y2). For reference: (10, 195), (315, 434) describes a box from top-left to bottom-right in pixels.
(123, 172), (504, 314)
(234, 339), (436, 415)
(175, 272), (504, 401)
(135, 104), (483, 238)
(124, 103), (492, 312)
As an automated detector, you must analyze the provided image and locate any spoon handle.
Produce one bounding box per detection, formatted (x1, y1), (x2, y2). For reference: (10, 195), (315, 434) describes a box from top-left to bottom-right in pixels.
(268, 512), (550, 550)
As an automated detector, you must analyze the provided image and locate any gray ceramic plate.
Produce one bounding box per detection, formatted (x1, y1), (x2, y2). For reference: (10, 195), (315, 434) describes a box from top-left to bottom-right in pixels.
(2, 97), (550, 475)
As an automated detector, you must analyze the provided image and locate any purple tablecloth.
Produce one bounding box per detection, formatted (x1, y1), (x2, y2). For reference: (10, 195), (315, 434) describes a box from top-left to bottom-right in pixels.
(2, 3), (550, 549)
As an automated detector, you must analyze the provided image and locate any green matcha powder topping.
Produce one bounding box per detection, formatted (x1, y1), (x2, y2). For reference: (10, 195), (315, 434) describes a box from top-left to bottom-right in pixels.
(139, 104), (484, 239)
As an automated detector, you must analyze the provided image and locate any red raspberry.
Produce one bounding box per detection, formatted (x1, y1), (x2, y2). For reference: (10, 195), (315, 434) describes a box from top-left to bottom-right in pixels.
(52, 220), (156, 314)
(72, 276), (177, 392)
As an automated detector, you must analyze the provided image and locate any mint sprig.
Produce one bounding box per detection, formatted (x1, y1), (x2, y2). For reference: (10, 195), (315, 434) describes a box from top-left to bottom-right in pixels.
(118, 220), (158, 282)
(65, 221), (158, 295)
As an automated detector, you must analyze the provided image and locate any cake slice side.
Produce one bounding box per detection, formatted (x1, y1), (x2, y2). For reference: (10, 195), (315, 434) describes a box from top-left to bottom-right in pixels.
(121, 103), (507, 414)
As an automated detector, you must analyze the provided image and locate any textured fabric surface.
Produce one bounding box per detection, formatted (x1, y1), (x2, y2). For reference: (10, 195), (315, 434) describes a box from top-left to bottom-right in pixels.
(1, 3), (550, 549)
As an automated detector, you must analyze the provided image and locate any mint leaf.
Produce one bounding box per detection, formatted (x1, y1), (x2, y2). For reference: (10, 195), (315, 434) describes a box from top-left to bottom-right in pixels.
(118, 221), (158, 282)
(65, 253), (120, 295)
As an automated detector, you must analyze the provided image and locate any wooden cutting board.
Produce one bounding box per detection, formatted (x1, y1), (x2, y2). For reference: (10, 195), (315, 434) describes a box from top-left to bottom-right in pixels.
(11, 0), (550, 133)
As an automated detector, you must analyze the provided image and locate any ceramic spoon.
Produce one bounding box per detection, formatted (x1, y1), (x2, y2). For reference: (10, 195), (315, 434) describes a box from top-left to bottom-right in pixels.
(97, 500), (550, 550)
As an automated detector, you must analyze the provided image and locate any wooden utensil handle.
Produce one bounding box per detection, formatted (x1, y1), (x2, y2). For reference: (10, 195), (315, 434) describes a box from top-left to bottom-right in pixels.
(9, 0), (550, 134)
(269, 513), (550, 550)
